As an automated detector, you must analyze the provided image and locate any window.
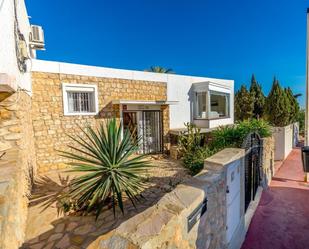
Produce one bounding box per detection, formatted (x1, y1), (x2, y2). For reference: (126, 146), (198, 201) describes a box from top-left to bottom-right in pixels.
(195, 92), (207, 118)
(209, 91), (230, 118)
(194, 90), (230, 119)
(62, 83), (98, 115)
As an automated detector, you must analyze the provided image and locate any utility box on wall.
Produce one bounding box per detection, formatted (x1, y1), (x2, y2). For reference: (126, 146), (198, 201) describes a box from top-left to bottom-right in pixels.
(301, 146), (309, 172)
(226, 160), (241, 244)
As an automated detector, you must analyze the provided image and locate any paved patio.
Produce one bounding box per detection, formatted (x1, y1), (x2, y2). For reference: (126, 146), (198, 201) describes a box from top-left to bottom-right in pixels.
(241, 147), (309, 249)
(21, 157), (191, 249)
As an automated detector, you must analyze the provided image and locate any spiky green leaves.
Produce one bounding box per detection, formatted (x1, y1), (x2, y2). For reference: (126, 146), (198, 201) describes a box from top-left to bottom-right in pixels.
(144, 66), (174, 74)
(59, 118), (150, 218)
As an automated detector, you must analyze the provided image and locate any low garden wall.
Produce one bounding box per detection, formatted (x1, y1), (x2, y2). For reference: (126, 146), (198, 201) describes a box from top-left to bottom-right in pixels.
(272, 124), (294, 161)
(87, 135), (275, 249)
(88, 148), (245, 249)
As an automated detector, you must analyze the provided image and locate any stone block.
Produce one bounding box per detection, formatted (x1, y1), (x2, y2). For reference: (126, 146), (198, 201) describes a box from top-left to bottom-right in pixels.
(0, 141), (11, 152)
(4, 133), (22, 141)
(0, 109), (12, 120)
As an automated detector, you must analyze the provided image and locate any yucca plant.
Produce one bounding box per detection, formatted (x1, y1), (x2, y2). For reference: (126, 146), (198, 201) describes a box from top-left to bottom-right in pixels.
(59, 118), (150, 218)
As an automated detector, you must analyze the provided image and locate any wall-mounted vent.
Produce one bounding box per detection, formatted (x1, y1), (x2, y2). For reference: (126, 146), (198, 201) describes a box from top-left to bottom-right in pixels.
(30, 25), (45, 50)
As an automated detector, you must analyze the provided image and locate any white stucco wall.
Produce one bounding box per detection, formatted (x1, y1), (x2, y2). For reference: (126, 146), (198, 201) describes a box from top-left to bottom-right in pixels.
(0, 0), (31, 92)
(166, 74), (234, 129)
(273, 125), (293, 161)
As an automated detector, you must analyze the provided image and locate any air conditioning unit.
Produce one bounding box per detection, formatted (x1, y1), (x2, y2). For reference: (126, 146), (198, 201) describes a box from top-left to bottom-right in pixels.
(30, 25), (45, 50)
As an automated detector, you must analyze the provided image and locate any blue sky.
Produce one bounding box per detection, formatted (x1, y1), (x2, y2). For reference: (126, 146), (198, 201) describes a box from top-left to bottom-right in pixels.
(27, 0), (308, 106)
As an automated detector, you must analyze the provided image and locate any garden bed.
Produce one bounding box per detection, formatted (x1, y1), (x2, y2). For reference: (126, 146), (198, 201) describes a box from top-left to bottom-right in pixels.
(21, 156), (191, 249)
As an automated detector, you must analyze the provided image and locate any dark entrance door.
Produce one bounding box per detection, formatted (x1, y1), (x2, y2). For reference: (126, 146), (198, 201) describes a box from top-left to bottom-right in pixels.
(123, 112), (138, 141)
(142, 110), (163, 154)
(242, 133), (262, 212)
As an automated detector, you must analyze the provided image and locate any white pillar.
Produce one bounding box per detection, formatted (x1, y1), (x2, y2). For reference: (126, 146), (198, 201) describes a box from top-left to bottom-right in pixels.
(306, 9), (309, 146)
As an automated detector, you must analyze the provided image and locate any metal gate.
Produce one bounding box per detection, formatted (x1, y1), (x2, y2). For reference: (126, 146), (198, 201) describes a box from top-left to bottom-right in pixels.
(242, 132), (262, 212)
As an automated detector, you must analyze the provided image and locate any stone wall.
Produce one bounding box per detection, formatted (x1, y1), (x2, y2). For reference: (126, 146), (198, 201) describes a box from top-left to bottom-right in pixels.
(87, 148), (245, 249)
(261, 136), (275, 187)
(31, 72), (168, 173)
(0, 92), (36, 249)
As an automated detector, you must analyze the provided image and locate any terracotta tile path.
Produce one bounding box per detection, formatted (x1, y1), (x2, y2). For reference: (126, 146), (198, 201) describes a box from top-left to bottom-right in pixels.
(241, 147), (309, 249)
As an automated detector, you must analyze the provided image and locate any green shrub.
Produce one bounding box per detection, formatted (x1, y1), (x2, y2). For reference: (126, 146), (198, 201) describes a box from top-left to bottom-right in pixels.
(210, 119), (271, 150)
(179, 119), (271, 175)
(59, 118), (150, 218)
(182, 147), (214, 175)
(237, 119), (272, 138)
(297, 109), (305, 135)
(178, 123), (212, 175)
(210, 125), (242, 150)
(178, 122), (204, 154)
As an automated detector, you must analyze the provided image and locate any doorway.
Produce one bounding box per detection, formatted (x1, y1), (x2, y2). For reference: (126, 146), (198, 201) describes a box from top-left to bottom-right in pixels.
(123, 112), (138, 143)
(142, 110), (163, 154)
(122, 110), (163, 154)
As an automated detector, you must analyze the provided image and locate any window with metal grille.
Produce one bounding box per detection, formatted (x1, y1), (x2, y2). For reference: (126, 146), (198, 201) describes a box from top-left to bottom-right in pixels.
(67, 92), (95, 113)
(62, 83), (98, 115)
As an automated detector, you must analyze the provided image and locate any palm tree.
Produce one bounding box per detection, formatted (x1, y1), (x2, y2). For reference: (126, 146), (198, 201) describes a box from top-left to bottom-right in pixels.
(144, 66), (174, 74)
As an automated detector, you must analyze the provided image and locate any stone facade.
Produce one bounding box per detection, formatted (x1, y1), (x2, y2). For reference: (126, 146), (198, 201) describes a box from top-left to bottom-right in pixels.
(0, 92), (36, 249)
(31, 72), (169, 173)
(261, 136), (275, 187)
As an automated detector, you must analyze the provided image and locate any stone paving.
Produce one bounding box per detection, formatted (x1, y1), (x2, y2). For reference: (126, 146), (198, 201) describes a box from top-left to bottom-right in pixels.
(21, 157), (191, 249)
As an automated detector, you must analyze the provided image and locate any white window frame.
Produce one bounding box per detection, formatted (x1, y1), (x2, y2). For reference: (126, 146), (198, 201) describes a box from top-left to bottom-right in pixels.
(193, 90), (230, 120)
(62, 83), (99, 116)
(209, 90), (230, 119)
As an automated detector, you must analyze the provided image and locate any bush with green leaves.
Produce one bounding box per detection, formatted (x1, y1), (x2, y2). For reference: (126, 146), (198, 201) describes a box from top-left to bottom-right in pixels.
(59, 118), (150, 218)
(178, 122), (204, 154)
(210, 119), (272, 150)
(179, 119), (271, 175)
(297, 109), (305, 135)
(178, 123), (213, 175)
(182, 147), (214, 175)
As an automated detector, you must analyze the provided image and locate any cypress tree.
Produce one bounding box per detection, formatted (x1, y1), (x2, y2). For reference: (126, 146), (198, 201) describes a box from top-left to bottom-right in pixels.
(285, 87), (299, 123)
(249, 74), (265, 119)
(235, 85), (254, 121)
(265, 78), (291, 127)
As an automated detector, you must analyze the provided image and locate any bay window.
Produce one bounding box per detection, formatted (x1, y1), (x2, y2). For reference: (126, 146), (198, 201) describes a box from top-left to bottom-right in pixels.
(194, 90), (230, 119)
